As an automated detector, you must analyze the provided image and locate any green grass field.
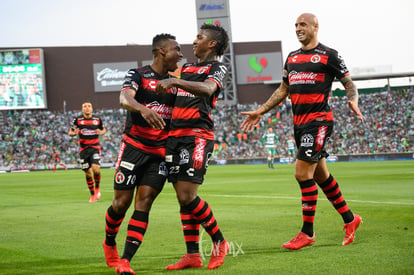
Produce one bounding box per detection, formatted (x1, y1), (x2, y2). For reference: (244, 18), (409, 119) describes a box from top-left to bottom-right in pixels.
(1, 160), (413, 274)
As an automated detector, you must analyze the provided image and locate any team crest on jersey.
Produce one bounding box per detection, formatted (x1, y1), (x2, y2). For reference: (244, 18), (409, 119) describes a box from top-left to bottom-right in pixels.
(310, 54), (321, 63)
(179, 149), (190, 165)
(115, 171), (125, 184)
(301, 134), (314, 147)
(197, 66), (209, 74)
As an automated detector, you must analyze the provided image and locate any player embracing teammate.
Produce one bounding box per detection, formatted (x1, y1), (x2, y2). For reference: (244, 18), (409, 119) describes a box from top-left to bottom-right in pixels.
(156, 23), (230, 270)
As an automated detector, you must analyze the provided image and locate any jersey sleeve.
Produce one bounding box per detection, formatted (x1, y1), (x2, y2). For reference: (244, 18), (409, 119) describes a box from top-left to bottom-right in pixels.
(98, 118), (104, 130)
(328, 51), (350, 80)
(207, 62), (228, 88)
(121, 68), (141, 92)
(282, 57), (290, 85)
(70, 118), (78, 129)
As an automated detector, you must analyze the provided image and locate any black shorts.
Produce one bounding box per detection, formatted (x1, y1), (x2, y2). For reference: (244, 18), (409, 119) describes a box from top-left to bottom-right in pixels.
(294, 121), (332, 163)
(165, 136), (214, 184)
(79, 147), (101, 171)
(113, 142), (167, 191)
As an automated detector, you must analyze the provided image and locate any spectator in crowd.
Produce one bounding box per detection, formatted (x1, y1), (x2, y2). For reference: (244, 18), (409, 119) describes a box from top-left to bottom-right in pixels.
(0, 89), (413, 172)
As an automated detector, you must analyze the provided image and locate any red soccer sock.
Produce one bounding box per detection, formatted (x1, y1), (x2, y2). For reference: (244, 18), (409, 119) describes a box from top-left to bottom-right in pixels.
(104, 206), (125, 246)
(299, 179), (318, 236)
(180, 208), (200, 254)
(86, 176), (94, 195)
(318, 174), (353, 223)
(185, 196), (224, 243)
(122, 210), (149, 262)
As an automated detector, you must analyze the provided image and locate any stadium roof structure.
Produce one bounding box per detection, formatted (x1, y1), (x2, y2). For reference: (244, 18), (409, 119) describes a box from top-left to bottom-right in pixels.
(264, 71), (414, 85)
(349, 71), (414, 81)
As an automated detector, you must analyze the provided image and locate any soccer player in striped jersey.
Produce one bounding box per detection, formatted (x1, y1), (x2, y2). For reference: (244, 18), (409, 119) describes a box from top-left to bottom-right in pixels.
(102, 33), (182, 275)
(241, 13), (364, 250)
(68, 101), (106, 203)
(155, 24), (229, 270)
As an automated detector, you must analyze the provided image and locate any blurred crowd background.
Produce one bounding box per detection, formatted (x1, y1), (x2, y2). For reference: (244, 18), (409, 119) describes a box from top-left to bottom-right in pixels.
(1, 89), (413, 171)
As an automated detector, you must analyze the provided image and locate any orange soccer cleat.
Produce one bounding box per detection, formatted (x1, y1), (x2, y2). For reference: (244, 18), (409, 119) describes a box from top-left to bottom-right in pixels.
(207, 240), (230, 270)
(115, 259), (135, 275)
(166, 253), (203, 270)
(342, 214), (362, 246)
(102, 241), (120, 268)
(282, 232), (315, 250)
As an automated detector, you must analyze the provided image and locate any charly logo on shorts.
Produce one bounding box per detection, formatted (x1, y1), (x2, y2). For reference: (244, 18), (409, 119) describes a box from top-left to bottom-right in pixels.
(115, 171), (125, 184)
(301, 134), (314, 147)
(179, 149), (190, 165)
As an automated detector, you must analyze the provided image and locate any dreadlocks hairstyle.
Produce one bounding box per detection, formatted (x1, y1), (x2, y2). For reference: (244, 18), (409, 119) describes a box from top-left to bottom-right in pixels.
(200, 24), (229, 56)
(152, 33), (176, 55)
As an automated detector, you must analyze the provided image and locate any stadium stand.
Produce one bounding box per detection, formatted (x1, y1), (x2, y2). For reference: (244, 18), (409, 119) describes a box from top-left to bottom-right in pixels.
(1, 89), (413, 171)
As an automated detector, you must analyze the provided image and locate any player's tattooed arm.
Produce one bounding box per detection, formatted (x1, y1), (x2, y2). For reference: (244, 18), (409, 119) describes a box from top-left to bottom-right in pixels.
(340, 75), (364, 123)
(241, 82), (289, 132)
(258, 82), (289, 115)
(341, 75), (358, 102)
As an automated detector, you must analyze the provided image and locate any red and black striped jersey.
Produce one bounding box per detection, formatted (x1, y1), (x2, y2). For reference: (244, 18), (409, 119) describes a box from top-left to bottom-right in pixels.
(121, 65), (176, 157)
(169, 61), (227, 140)
(282, 43), (349, 126)
(71, 115), (104, 152)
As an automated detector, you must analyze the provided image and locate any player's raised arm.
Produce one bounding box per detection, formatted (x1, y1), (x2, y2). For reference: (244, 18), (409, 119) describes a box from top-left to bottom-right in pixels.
(156, 78), (217, 97)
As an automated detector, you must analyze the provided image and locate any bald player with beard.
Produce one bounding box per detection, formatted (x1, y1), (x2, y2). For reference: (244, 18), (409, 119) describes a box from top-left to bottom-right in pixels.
(241, 13), (364, 250)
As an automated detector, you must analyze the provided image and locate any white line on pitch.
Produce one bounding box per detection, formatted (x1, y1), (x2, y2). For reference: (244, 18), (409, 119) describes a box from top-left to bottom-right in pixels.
(206, 194), (414, 206)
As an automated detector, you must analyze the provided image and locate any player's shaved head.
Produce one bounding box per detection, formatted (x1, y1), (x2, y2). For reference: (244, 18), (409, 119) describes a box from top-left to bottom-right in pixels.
(297, 13), (318, 27)
(295, 12), (319, 49)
